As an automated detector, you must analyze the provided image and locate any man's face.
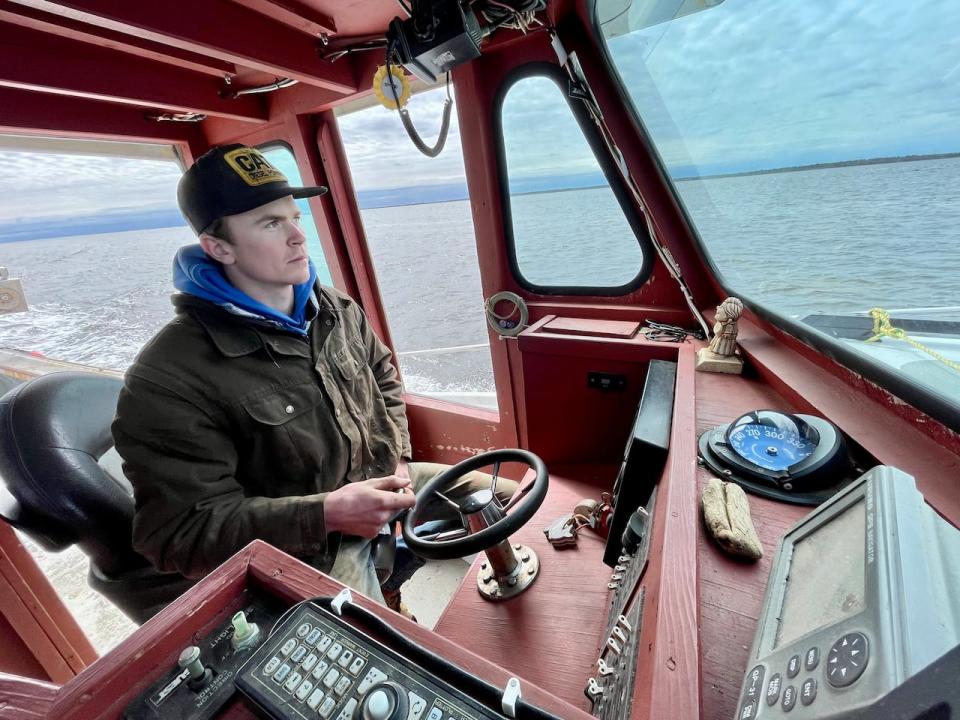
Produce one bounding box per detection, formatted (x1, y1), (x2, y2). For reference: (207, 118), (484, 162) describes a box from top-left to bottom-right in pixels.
(206, 196), (311, 291)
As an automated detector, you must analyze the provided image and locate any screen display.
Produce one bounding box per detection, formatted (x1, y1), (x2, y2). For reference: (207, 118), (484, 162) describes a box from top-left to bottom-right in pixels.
(775, 499), (867, 649)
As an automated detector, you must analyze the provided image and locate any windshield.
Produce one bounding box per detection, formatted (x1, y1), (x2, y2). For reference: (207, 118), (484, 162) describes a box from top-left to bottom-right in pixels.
(595, 0), (960, 408)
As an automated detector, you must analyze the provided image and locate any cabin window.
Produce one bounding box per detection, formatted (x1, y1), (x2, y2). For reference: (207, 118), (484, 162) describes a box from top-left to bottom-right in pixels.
(337, 85), (498, 411)
(596, 0), (960, 415)
(496, 69), (649, 293)
(0, 136), (188, 650)
(259, 144), (335, 286)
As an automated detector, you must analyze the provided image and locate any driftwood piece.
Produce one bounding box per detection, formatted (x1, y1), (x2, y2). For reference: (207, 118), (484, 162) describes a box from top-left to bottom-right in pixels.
(701, 478), (763, 560)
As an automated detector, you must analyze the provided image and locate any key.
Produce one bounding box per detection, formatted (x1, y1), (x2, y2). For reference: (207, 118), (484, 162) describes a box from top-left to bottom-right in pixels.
(543, 514), (578, 548)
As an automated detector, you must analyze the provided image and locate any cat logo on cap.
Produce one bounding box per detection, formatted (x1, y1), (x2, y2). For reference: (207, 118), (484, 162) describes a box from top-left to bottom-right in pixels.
(223, 147), (286, 186)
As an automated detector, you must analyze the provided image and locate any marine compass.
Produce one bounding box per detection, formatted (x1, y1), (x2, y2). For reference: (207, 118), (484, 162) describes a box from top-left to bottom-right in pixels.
(699, 410), (851, 505)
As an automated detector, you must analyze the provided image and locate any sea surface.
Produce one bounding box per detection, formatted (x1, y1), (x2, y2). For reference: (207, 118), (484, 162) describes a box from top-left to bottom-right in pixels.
(1, 157), (959, 392)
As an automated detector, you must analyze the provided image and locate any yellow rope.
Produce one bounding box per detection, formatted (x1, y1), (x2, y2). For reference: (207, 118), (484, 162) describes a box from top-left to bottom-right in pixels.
(865, 308), (960, 373)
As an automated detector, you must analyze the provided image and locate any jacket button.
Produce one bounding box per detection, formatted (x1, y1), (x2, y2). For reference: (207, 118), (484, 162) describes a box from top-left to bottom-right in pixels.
(325, 319), (333, 326)
(285, 405), (294, 414)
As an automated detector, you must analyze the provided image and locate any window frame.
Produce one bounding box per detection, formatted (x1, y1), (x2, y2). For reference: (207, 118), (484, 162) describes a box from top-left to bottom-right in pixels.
(493, 62), (654, 296)
(589, 0), (960, 434)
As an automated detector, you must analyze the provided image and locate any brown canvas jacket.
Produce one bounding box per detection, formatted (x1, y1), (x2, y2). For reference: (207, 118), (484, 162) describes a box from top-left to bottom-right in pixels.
(111, 285), (411, 579)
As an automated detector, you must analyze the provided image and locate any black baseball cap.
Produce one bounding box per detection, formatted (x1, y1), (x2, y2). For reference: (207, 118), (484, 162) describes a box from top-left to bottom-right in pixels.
(177, 144), (327, 234)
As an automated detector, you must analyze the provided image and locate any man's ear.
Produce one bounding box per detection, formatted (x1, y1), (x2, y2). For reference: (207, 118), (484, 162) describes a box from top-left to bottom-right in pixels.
(199, 233), (236, 266)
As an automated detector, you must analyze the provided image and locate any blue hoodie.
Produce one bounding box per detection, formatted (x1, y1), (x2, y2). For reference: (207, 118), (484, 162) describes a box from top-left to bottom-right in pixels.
(172, 244), (317, 335)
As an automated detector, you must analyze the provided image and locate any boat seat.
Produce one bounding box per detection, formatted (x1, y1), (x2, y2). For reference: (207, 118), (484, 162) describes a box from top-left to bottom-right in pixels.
(0, 371), (194, 623)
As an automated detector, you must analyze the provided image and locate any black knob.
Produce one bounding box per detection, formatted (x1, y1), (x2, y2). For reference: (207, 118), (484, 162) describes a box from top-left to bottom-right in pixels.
(356, 681), (408, 720)
(621, 507), (649, 556)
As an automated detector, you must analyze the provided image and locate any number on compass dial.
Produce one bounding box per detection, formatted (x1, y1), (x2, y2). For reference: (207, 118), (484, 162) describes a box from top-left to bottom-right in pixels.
(727, 423), (815, 471)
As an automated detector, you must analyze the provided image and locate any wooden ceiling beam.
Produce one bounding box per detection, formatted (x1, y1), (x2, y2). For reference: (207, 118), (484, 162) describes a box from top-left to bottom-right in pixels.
(0, 0), (236, 77)
(231, 0), (336, 37)
(11, 0), (356, 94)
(0, 21), (267, 122)
(0, 86), (206, 147)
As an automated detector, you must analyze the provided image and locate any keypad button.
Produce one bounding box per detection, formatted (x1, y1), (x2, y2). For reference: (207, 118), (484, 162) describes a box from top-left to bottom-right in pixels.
(295, 679), (314, 702)
(357, 667), (388, 694)
(827, 632), (870, 688)
(306, 688), (326, 710)
(316, 635), (333, 653)
(782, 685), (797, 712)
(787, 654), (801, 678)
(408, 691), (427, 720)
(319, 697), (337, 718)
(336, 698), (358, 720)
(326, 642), (343, 661)
(765, 673), (782, 706)
(337, 649), (354, 668)
(273, 663), (291, 684)
(283, 671), (303, 693)
(743, 665), (765, 703)
(427, 709), (443, 720)
(801, 677), (817, 705)
(280, 638), (297, 656)
(348, 656), (366, 676)
(311, 660), (330, 681)
(306, 628), (323, 646)
(263, 656), (281, 676)
(296, 623), (311, 639)
(805, 646), (820, 671)
(738, 700), (756, 720)
(322, 668), (341, 688)
(334, 675), (352, 697)
(291, 645), (307, 664)
(302, 653), (319, 673)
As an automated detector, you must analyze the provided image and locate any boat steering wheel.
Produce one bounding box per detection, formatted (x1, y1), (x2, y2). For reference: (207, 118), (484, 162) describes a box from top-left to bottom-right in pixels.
(401, 449), (548, 560)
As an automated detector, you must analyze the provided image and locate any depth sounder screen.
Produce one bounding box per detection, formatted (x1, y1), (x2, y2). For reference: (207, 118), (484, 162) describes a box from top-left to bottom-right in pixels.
(775, 499), (867, 649)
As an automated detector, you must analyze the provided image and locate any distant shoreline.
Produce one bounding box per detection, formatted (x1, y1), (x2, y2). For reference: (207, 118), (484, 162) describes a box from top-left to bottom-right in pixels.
(673, 152), (960, 182)
(3, 152), (958, 241)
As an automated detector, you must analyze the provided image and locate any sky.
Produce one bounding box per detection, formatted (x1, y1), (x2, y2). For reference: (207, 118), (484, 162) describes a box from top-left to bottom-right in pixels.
(1, 0), (958, 241)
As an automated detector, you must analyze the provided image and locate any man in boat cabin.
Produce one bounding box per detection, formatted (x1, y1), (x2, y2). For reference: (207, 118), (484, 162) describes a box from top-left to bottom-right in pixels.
(112, 144), (513, 615)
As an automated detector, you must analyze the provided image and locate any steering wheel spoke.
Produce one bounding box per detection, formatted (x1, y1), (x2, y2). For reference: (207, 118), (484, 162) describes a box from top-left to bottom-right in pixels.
(416, 525), (469, 542)
(402, 449), (548, 561)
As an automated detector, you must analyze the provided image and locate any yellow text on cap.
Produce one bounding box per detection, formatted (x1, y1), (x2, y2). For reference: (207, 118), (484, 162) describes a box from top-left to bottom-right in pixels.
(223, 148), (286, 187)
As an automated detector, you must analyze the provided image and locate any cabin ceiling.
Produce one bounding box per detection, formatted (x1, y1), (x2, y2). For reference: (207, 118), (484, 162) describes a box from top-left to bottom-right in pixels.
(0, 0), (407, 130)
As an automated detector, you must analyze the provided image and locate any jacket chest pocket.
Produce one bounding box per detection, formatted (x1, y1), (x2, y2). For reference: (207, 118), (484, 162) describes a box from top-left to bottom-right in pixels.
(240, 383), (327, 486)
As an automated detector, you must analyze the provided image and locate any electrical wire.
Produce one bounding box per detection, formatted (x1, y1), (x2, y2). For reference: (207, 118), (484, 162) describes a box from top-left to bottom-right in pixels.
(386, 39), (453, 158)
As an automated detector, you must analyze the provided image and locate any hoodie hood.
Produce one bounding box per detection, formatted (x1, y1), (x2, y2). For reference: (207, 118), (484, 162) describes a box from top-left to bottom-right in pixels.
(172, 243), (317, 335)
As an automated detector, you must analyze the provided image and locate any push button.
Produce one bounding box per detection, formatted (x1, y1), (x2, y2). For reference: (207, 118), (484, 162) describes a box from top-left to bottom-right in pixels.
(348, 656), (366, 676)
(283, 671), (303, 693)
(306, 628), (323, 646)
(295, 679), (314, 702)
(737, 699), (756, 719)
(801, 678), (817, 706)
(805, 646), (820, 671)
(263, 656), (281, 676)
(781, 685), (797, 712)
(337, 649), (354, 668)
(280, 638), (297, 656)
(291, 645), (307, 663)
(787, 654), (801, 678)
(765, 673), (782, 705)
(302, 653), (318, 673)
(319, 697), (337, 718)
(327, 642), (343, 661)
(306, 687), (326, 710)
(322, 668), (341, 688)
(427, 709), (443, 720)
(408, 691), (427, 720)
(743, 665), (765, 703)
(296, 623), (311, 638)
(311, 660), (330, 681)
(827, 632), (870, 688)
(317, 635), (333, 653)
(273, 663), (291, 684)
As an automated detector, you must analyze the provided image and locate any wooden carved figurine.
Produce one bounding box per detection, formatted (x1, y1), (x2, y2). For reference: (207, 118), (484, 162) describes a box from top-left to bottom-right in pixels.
(696, 296), (744, 374)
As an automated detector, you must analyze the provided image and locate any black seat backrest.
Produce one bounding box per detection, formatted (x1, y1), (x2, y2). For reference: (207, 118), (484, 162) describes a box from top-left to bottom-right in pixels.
(0, 371), (142, 575)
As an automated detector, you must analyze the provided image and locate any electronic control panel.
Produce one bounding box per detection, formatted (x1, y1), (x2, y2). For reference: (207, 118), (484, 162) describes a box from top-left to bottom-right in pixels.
(235, 601), (505, 720)
(736, 466), (960, 720)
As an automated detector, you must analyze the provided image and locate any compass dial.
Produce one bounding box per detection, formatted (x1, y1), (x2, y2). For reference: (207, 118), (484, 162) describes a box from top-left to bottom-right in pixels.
(728, 423), (816, 471)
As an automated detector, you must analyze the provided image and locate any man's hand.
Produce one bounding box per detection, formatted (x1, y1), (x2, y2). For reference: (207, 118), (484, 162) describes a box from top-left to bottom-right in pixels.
(324, 476), (416, 539)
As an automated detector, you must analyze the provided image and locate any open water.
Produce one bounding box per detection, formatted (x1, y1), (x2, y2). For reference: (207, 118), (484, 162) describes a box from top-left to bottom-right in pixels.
(1, 156), (958, 393)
